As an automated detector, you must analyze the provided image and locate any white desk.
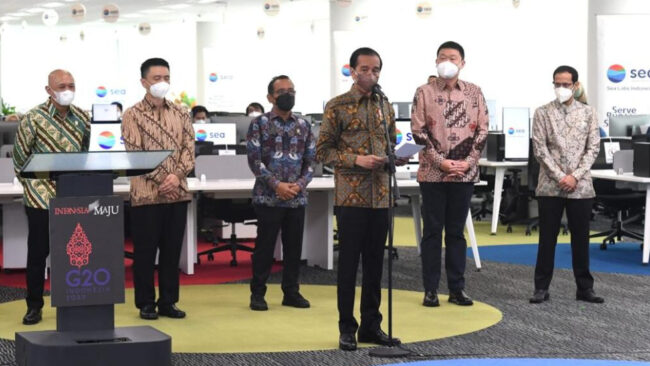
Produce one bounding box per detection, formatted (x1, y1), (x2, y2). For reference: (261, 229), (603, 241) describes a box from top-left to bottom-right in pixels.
(591, 169), (650, 265)
(479, 159), (528, 235)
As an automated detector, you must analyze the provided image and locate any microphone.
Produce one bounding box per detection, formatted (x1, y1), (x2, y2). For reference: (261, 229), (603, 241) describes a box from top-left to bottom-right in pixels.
(372, 84), (386, 99)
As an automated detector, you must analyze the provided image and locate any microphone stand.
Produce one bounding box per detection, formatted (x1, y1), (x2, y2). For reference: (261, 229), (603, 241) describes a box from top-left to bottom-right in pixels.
(369, 86), (410, 358)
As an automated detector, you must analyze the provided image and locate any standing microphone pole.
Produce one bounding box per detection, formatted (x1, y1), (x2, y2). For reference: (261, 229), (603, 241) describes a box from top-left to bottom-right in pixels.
(369, 84), (410, 358)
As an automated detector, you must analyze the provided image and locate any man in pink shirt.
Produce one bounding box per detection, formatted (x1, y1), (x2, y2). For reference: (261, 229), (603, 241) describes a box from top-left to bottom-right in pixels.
(411, 41), (488, 308)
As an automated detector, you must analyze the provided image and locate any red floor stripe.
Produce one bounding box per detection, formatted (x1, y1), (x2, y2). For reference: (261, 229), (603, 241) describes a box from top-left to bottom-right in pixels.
(0, 239), (282, 290)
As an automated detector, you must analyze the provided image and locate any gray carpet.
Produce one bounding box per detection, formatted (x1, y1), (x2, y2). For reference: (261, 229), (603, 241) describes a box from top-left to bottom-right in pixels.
(1, 245), (649, 366)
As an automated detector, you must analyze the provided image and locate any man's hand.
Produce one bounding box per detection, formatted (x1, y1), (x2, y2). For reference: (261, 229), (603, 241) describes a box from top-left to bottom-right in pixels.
(159, 174), (180, 195)
(355, 155), (387, 170)
(395, 157), (409, 166)
(441, 160), (469, 177)
(276, 182), (299, 201)
(559, 175), (577, 192)
(161, 191), (181, 200)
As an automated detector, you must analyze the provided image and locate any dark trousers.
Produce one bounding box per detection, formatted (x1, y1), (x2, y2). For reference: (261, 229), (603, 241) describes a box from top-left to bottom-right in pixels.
(250, 205), (305, 297)
(534, 197), (594, 291)
(419, 182), (474, 292)
(336, 206), (388, 334)
(25, 207), (49, 310)
(131, 201), (188, 309)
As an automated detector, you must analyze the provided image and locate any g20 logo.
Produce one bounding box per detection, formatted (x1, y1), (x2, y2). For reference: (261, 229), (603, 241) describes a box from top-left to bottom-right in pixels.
(66, 268), (111, 287)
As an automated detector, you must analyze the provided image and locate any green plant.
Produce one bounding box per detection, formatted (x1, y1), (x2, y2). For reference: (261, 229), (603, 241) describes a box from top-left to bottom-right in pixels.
(1, 99), (15, 115)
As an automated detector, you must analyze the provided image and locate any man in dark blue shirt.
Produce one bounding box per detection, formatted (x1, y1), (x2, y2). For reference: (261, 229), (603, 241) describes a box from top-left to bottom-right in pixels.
(246, 75), (316, 311)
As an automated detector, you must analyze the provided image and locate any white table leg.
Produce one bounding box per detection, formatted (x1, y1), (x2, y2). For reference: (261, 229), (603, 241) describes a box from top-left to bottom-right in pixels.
(466, 209), (481, 270)
(411, 194), (422, 255)
(491, 167), (505, 235)
(643, 184), (650, 264)
(302, 190), (334, 270)
(2, 201), (28, 269)
(180, 196), (197, 275)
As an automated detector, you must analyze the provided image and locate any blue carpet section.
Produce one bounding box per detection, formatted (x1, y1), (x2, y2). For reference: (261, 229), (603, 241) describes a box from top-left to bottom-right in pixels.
(381, 359), (650, 366)
(468, 243), (650, 276)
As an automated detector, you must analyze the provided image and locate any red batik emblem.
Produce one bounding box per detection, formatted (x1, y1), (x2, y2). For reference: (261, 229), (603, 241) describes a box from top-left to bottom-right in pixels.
(66, 223), (92, 269)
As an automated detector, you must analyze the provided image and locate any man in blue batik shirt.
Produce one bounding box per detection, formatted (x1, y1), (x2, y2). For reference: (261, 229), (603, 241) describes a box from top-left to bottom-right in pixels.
(246, 75), (316, 311)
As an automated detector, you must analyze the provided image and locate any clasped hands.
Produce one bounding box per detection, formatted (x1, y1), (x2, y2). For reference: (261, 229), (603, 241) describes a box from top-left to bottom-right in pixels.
(440, 159), (470, 178)
(275, 182), (301, 201)
(558, 174), (577, 193)
(158, 174), (181, 200)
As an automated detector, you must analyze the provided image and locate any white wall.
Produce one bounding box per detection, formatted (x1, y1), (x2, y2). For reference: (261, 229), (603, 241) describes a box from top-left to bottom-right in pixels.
(330, 0), (588, 124)
(0, 20), (197, 113)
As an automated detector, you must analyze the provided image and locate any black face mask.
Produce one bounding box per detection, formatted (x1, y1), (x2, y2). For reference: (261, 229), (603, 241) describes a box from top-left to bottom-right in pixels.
(275, 93), (295, 112)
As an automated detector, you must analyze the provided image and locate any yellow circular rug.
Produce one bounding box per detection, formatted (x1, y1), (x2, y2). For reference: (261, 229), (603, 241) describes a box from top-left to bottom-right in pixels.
(0, 284), (502, 353)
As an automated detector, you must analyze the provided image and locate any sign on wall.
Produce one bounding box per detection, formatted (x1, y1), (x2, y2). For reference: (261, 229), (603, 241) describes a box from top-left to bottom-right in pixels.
(597, 15), (650, 134)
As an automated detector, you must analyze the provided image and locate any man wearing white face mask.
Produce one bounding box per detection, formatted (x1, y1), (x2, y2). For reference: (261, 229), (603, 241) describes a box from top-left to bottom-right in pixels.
(13, 69), (90, 325)
(122, 58), (195, 320)
(530, 65), (602, 304)
(411, 41), (488, 308)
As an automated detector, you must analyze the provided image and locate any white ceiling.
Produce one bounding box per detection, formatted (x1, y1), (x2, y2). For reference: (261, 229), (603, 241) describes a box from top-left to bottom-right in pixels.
(0, 0), (236, 25)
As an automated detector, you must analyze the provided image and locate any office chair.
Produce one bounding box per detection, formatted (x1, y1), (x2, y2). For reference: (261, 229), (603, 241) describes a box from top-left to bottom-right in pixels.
(195, 155), (256, 266)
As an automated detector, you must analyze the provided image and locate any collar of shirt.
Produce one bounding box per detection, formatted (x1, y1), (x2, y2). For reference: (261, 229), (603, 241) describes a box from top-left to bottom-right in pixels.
(348, 84), (378, 105)
(142, 94), (172, 111)
(267, 110), (297, 123)
(45, 97), (74, 119)
(434, 77), (465, 92)
(554, 99), (579, 114)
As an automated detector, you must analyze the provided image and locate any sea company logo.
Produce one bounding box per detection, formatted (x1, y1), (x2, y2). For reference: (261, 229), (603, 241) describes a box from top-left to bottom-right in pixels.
(396, 129), (403, 144)
(264, 0), (280, 16)
(508, 127), (515, 135)
(98, 131), (115, 149)
(341, 64), (351, 77)
(416, 2), (432, 18)
(66, 223), (92, 269)
(96, 86), (107, 97)
(209, 73), (218, 82)
(607, 64), (626, 83)
(196, 129), (207, 141)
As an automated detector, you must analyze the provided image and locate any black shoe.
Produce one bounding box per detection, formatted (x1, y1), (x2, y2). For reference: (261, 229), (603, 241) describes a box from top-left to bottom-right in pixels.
(250, 295), (268, 311)
(139, 304), (158, 320)
(282, 293), (310, 308)
(158, 304), (186, 318)
(357, 328), (401, 346)
(22, 308), (42, 325)
(339, 333), (357, 351)
(423, 291), (440, 307)
(448, 290), (474, 306)
(576, 289), (604, 304)
(529, 289), (550, 304)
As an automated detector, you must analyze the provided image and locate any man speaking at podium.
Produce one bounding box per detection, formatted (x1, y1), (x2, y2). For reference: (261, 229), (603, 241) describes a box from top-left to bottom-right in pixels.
(317, 47), (404, 351)
(122, 58), (195, 320)
(13, 69), (91, 325)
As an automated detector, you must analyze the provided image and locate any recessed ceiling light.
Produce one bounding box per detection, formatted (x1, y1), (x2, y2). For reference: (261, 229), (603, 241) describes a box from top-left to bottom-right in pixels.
(25, 8), (46, 14)
(41, 2), (66, 8)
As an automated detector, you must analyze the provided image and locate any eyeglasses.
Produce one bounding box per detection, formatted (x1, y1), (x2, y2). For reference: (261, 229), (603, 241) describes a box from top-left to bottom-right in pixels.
(553, 82), (573, 88)
(274, 89), (296, 96)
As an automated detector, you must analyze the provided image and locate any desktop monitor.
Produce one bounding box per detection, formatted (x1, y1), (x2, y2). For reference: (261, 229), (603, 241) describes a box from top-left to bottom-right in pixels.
(608, 114), (650, 137)
(502, 107), (530, 160)
(92, 104), (120, 123)
(392, 102), (412, 120)
(192, 123), (237, 145)
(592, 137), (633, 169)
(212, 116), (255, 144)
(89, 123), (125, 151)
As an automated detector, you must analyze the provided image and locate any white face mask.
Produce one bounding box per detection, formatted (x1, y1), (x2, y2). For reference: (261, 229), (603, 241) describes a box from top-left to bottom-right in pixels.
(194, 119), (208, 124)
(437, 61), (459, 79)
(53, 90), (74, 106)
(555, 87), (573, 103)
(248, 111), (262, 117)
(149, 81), (170, 99)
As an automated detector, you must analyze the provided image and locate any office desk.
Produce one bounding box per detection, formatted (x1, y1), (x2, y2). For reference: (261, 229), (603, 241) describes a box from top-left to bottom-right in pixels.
(479, 159), (528, 235)
(591, 169), (650, 264)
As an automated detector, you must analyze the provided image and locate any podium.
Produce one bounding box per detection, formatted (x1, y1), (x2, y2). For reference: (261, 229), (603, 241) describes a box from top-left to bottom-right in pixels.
(15, 151), (173, 366)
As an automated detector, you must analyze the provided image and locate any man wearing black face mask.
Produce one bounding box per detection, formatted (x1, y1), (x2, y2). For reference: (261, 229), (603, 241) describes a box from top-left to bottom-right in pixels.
(246, 75), (316, 311)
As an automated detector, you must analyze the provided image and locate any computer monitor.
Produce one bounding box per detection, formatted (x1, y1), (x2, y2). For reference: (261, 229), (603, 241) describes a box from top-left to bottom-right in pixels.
(392, 102), (412, 120)
(502, 107), (530, 160)
(192, 123), (237, 145)
(592, 137), (633, 169)
(89, 123), (125, 151)
(92, 104), (120, 123)
(608, 114), (650, 137)
(212, 116), (255, 144)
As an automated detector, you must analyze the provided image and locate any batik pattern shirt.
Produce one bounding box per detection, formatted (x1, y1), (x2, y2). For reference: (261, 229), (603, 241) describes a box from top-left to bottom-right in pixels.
(13, 99), (90, 209)
(411, 78), (488, 183)
(532, 99), (600, 199)
(247, 111), (315, 208)
(316, 87), (396, 209)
